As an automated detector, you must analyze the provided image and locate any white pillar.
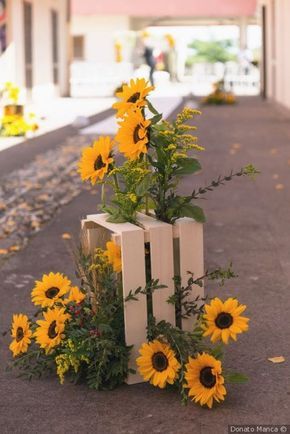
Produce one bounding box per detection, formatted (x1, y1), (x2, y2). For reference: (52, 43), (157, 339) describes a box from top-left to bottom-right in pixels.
(239, 16), (248, 49)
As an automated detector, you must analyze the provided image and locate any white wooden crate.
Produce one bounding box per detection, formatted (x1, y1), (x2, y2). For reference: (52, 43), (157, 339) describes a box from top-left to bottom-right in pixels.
(81, 213), (204, 384)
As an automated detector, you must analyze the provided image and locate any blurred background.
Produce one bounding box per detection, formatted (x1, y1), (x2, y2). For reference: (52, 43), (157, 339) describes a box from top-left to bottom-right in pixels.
(0, 0), (265, 102)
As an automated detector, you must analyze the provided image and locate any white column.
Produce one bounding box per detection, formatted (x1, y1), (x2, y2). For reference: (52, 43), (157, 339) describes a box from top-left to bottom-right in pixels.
(239, 16), (248, 50)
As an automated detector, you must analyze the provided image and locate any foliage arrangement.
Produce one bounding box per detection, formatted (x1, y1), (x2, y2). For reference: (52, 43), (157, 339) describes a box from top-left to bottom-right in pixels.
(8, 78), (257, 408)
(78, 77), (254, 224)
(9, 246), (249, 408)
(203, 80), (236, 105)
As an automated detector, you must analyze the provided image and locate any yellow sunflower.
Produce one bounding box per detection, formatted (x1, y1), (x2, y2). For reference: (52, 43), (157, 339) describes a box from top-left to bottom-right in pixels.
(136, 340), (181, 388)
(65, 286), (85, 304)
(113, 78), (154, 118)
(31, 272), (71, 308)
(34, 307), (70, 354)
(78, 136), (114, 185)
(104, 241), (122, 273)
(185, 353), (226, 408)
(116, 109), (151, 160)
(9, 314), (32, 357)
(203, 297), (249, 344)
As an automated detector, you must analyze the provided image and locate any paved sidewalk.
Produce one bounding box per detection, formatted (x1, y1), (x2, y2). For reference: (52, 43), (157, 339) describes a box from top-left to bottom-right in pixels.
(1, 97), (290, 433)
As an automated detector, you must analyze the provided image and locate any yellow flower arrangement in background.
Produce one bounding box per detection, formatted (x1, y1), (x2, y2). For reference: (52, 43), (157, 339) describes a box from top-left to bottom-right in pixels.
(185, 353), (226, 409)
(78, 136), (114, 185)
(113, 78), (154, 118)
(104, 240), (122, 273)
(9, 314), (32, 357)
(116, 108), (151, 160)
(137, 340), (181, 388)
(203, 297), (249, 344)
(165, 34), (175, 49)
(31, 272), (71, 308)
(34, 307), (70, 354)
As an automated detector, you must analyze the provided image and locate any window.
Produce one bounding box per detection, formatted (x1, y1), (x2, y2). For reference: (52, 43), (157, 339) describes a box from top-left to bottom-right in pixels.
(51, 10), (59, 84)
(23, 1), (33, 88)
(73, 35), (84, 60)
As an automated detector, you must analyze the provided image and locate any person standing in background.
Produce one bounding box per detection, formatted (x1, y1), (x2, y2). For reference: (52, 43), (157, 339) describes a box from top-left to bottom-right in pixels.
(142, 31), (156, 86)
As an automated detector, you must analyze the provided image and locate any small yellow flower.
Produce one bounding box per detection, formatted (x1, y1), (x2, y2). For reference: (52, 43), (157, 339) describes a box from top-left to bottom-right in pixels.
(137, 340), (181, 388)
(9, 314), (32, 357)
(78, 136), (114, 185)
(129, 193), (137, 203)
(185, 353), (226, 409)
(203, 297), (249, 344)
(55, 354), (70, 384)
(104, 241), (122, 273)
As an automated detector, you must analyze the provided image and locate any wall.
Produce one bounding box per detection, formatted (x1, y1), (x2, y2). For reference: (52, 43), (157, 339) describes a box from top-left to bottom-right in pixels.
(71, 14), (130, 64)
(1, 0), (69, 100)
(261, 0), (290, 109)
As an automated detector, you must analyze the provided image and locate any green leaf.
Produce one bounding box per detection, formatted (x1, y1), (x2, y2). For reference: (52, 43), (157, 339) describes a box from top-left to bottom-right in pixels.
(210, 345), (224, 360)
(175, 158), (202, 175)
(180, 204), (206, 223)
(146, 99), (160, 115)
(106, 214), (127, 223)
(224, 372), (248, 384)
(150, 113), (163, 125)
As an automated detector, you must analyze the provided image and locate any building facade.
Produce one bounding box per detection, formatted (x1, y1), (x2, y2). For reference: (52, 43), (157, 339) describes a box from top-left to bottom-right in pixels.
(260, 0), (290, 110)
(0, 0), (70, 101)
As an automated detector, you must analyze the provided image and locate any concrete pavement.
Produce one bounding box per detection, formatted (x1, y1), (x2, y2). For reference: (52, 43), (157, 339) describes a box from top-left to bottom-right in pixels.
(0, 96), (290, 433)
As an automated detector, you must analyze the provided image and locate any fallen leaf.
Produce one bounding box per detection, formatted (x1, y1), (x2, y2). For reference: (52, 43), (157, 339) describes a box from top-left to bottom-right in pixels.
(0, 248), (9, 255)
(272, 174), (279, 180)
(275, 183), (284, 190)
(62, 233), (72, 240)
(9, 245), (21, 252)
(232, 143), (241, 150)
(268, 356), (285, 364)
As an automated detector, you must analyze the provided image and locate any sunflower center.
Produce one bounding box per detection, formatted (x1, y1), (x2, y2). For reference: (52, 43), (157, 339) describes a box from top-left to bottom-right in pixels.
(94, 155), (105, 171)
(127, 92), (140, 103)
(48, 320), (58, 339)
(16, 327), (24, 342)
(200, 367), (216, 389)
(152, 351), (169, 372)
(215, 312), (233, 329)
(45, 287), (60, 299)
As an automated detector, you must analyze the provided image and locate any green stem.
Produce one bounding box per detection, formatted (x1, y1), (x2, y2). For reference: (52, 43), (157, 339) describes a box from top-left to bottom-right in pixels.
(113, 173), (119, 191)
(101, 183), (106, 207)
(144, 153), (149, 215)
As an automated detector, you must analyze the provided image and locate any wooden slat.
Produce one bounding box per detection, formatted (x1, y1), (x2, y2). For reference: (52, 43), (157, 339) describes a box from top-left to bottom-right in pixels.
(86, 213), (147, 384)
(81, 220), (99, 255)
(137, 213), (175, 325)
(120, 228), (147, 384)
(176, 218), (204, 332)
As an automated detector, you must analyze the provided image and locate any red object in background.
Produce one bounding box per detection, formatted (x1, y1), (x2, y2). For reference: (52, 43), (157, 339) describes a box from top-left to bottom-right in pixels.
(72, 0), (257, 17)
(0, 0), (6, 26)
